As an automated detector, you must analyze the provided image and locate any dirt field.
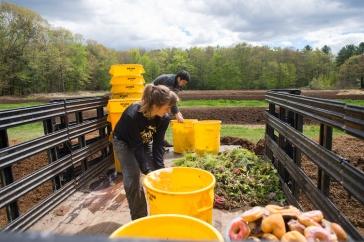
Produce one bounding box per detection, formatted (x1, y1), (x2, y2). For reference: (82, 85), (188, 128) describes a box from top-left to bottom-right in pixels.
(1, 89), (363, 103)
(181, 107), (266, 124)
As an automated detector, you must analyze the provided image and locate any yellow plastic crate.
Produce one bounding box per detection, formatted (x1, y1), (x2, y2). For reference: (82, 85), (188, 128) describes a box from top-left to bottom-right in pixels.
(171, 119), (198, 153)
(194, 120), (221, 154)
(111, 84), (144, 94)
(109, 64), (145, 76)
(107, 98), (139, 173)
(111, 93), (143, 99)
(110, 75), (145, 85)
(107, 98), (139, 130)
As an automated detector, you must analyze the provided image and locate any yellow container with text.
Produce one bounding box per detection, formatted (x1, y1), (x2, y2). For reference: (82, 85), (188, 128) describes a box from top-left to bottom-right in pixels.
(109, 64), (145, 77)
(110, 75), (145, 85)
(110, 83), (144, 94)
(111, 93), (143, 99)
(107, 98), (139, 173)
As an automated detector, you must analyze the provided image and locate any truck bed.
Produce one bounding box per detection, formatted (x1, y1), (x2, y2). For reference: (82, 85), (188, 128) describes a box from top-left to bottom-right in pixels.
(28, 146), (243, 238)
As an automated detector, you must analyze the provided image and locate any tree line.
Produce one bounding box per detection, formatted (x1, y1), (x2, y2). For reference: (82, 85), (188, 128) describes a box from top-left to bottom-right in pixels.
(1, 2), (363, 96)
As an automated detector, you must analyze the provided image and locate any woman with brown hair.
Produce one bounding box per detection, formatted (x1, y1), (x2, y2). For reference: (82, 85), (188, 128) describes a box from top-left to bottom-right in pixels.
(112, 84), (178, 220)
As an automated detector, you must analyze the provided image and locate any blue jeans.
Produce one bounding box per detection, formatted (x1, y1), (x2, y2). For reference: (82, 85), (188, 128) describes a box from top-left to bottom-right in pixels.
(112, 137), (148, 220)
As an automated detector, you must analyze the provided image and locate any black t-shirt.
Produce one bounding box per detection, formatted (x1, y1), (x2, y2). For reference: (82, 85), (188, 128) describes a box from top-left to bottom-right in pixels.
(113, 103), (169, 171)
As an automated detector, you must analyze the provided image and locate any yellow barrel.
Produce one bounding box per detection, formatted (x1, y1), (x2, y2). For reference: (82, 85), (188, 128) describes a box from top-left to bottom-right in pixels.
(109, 214), (223, 241)
(110, 75), (145, 85)
(109, 64), (145, 77)
(143, 167), (215, 224)
(171, 119), (197, 153)
(194, 120), (221, 154)
(110, 84), (144, 94)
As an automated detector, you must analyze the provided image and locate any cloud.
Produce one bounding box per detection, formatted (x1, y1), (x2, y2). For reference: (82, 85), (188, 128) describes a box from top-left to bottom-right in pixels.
(7, 0), (364, 53)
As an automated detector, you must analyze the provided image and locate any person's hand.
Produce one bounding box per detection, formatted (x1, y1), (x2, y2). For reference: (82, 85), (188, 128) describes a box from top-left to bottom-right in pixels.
(175, 112), (184, 122)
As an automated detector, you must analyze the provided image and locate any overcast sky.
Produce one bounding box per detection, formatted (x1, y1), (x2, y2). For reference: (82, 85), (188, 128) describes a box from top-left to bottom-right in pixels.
(8, 0), (364, 53)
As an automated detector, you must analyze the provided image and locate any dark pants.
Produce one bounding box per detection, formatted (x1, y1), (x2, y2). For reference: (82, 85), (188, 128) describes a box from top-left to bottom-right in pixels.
(112, 137), (148, 220)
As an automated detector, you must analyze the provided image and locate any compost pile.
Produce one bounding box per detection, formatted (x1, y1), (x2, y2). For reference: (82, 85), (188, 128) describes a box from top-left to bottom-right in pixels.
(173, 148), (285, 209)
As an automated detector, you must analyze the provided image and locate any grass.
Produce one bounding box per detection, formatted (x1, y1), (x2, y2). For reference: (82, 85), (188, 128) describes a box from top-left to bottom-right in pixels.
(7, 122), (44, 144)
(0, 101), (350, 144)
(340, 99), (364, 106)
(179, 99), (268, 108)
(1, 99), (361, 111)
(4, 120), (348, 145)
(166, 124), (346, 145)
(0, 102), (45, 110)
(179, 99), (364, 108)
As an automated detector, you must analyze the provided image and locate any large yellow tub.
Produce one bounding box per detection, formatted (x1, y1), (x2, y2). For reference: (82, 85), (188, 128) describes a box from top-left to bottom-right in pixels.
(109, 214), (223, 241)
(143, 167), (215, 224)
(171, 119), (197, 153)
(194, 120), (221, 154)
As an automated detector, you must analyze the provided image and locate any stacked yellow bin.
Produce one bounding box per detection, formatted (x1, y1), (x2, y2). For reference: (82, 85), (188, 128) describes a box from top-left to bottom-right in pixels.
(108, 64), (146, 173)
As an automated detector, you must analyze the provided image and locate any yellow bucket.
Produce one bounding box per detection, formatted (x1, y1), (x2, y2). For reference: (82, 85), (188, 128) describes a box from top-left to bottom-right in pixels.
(109, 64), (145, 76)
(143, 167), (215, 224)
(110, 75), (145, 85)
(171, 119), (197, 153)
(109, 214), (223, 241)
(194, 120), (221, 154)
(110, 84), (144, 94)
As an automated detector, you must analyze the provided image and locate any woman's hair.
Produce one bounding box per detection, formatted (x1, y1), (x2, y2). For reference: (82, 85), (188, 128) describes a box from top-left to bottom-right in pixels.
(140, 84), (179, 117)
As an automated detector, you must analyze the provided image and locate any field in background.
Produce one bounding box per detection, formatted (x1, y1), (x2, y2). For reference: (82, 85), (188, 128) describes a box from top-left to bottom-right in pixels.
(0, 102), (45, 110)
(179, 99), (364, 107)
(179, 99), (268, 107)
(1, 98), (363, 111)
(1, 101), (353, 144)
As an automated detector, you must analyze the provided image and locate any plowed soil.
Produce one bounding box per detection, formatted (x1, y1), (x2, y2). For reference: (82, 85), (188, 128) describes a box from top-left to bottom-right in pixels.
(179, 89), (364, 100)
(181, 107), (266, 124)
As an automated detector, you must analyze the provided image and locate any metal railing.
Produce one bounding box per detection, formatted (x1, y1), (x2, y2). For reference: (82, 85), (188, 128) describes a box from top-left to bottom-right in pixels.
(264, 89), (364, 240)
(0, 96), (113, 231)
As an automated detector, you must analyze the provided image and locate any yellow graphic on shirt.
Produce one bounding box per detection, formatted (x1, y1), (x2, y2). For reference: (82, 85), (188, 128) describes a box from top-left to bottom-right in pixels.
(140, 125), (157, 144)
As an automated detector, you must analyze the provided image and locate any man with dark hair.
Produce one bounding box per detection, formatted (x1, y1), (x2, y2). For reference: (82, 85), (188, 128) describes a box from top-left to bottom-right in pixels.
(152, 70), (190, 122)
(152, 70), (190, 148)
